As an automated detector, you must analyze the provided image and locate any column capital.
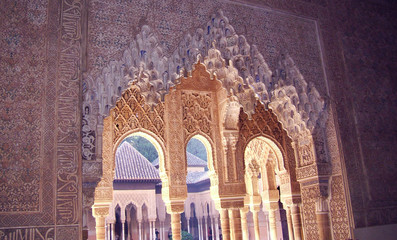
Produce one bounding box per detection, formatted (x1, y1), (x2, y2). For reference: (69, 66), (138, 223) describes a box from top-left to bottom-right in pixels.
(261, 189), (279, 203)
(166, 200), (185, 214)
(92, 204), (110, 218)
(240, 206), (249, 214)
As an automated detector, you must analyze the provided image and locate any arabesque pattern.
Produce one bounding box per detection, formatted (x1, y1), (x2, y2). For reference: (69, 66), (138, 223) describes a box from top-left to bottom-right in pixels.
(113, 86), (165, 143)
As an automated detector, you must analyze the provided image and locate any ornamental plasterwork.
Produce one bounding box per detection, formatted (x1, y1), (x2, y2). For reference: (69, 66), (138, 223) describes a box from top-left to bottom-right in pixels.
(112, 85), (165, 143)
(82, 10), (327, 166)
(110, 190), (157, 220)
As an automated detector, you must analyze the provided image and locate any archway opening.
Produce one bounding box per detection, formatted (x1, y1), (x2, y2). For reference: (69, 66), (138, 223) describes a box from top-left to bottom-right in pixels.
(99, 131), (168, 240)
(182, 135), (220, 240)
(243, 136), (293, 240)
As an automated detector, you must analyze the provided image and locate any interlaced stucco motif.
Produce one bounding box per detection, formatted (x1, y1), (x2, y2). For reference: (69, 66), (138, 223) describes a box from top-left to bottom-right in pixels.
(182, 92), (212, 138)
(113, 85), (165, 143)
(330, 176), (350, 240)
(301, 186), (320, 240)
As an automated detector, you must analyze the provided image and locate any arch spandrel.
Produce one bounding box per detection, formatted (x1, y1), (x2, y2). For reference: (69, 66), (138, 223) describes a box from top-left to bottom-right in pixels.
(237, 101), (302, 203)
(112, 85), (165, 144)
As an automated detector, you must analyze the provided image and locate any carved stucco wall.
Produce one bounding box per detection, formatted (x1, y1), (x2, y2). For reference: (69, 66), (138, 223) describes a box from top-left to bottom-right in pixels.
(329, 0), (397, 228)
(0, 0), (83, 238)
(82, 0), (397, 232)
(84, 1), (344, 240)
(1, 0), (396, 238)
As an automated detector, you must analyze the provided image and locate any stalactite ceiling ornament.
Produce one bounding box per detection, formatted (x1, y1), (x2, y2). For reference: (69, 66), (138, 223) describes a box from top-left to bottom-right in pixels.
(83, 10), (326, 146)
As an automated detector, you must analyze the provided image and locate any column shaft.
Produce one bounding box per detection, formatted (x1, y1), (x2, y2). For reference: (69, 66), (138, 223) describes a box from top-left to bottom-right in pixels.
(220, 210), (230, 240)
(171, 213), (181, 240)
(150, 221), (153, 240)
(268, 210), (278, 240)
(204, 217), (208, 240)
(160, 221), (164, 240)
(291, 205), (302, 240)
(286, 207), (295, 240)
(229, 209), (242, 240)
(122, 221), (126, 240)
(95, 216), (106, 240)
(112, 222), (116, 240)
(228, 210), (234, 240)
(198, 219), (202, 240)
(240, 210), (249, 240)
(139, 222), (142, 240)
(214, 217), (220, 240)
(187, 219), (190, 234)
(252, 211), (260, 240)
(107, 223), (111, 240)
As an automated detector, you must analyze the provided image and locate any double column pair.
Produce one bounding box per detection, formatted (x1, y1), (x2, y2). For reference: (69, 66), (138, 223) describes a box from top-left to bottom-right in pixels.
(195, 215), (219, 240)
(219, 208), (243, 240)
(239, 203), (303, 240)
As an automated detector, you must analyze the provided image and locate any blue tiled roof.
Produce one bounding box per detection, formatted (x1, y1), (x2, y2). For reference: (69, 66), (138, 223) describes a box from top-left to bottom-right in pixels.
(186, 171), (209, 184)
(114, 142), (160, 181)
(152, 152), (207, 167)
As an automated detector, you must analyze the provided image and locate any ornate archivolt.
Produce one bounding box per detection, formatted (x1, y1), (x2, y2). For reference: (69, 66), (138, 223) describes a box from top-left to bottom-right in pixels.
(86, 9), (354, 240)
(82, 11), (326, 168)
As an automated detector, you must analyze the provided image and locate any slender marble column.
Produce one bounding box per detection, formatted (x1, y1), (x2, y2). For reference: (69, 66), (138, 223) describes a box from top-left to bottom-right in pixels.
(153, 221), (156, 240)
(214, 216), (220, 240)
(138, 221), (142, 240)
(211, 217), (216, 240)
(149, 221), (153, 240)
(105, 223), (108, 240)
(107, 223), (111, 240)
(291, 204), (302, 240)
(122, 220), (126, 240)
(228, 210), (235, 240)
(265, 213), (271, 240)
(286, 207), (295, 240)
(171, 213), (181, 240)
(240, 209), (249, 240)
(204, 217), (209, 240)
(95, 215), (106, 240)
(252, 210), (260, 240)
(198, 218), (202, 240)
(268, 209), (278, 240)
(112, 222), (116, 240)
(229, 209), (242, 240)
(160, 221), (164, 240)
(220, 209), (230, 240)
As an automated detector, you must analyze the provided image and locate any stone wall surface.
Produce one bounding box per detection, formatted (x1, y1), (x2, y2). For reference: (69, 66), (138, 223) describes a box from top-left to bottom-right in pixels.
(328, 0), (397, 228)
(1, 0), (396, 238)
